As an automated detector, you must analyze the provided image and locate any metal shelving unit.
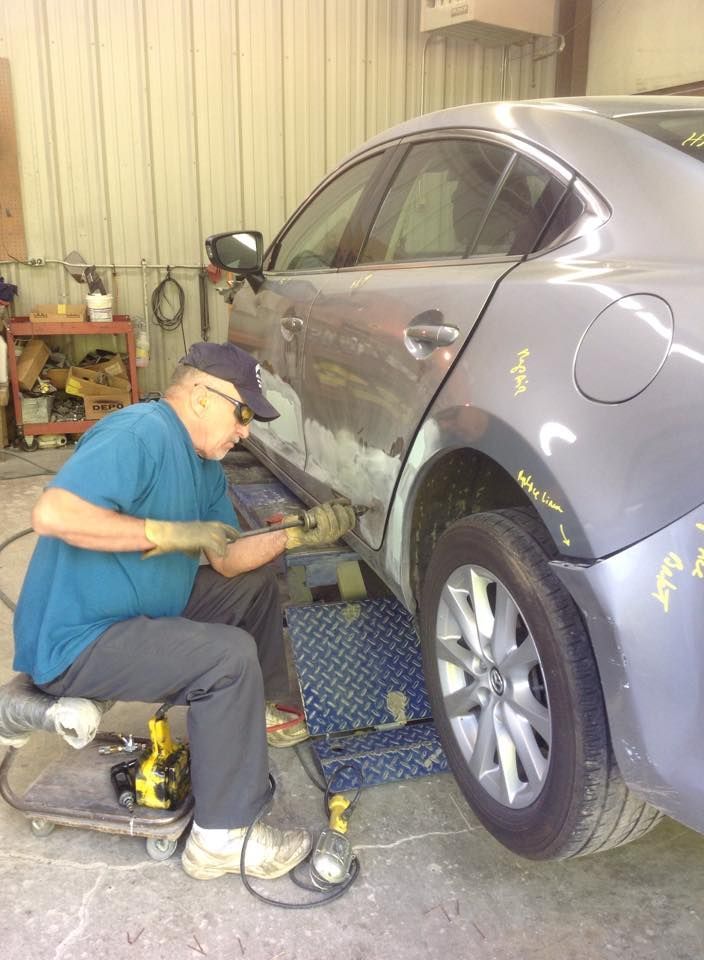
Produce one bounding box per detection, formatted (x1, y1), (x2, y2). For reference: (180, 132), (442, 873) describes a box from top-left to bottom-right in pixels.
(5, 316), (139, 443)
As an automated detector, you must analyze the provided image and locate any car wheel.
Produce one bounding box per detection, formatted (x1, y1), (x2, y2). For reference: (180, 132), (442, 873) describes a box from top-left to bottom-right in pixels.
(420, 507), (662, 860)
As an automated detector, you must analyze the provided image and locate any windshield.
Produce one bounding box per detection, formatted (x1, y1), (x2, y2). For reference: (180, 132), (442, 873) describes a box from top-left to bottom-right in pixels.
(615, 110), (704, 162)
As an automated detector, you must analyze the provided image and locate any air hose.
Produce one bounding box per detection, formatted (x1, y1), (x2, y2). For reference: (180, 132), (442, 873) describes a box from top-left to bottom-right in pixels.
(0, 528), (33, 612)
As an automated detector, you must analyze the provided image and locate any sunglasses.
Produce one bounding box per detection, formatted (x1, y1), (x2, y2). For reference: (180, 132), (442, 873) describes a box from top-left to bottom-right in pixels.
(202, 385), (255, 425)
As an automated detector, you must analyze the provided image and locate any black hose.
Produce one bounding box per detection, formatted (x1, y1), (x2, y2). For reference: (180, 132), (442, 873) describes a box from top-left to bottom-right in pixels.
(151, 268), (187, 353)
(0, 528), (33, 611)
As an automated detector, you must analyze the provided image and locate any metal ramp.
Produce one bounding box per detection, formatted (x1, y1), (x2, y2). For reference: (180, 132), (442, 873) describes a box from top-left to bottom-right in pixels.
(225, 450), (448, 789)
(286, 598), (448, 788)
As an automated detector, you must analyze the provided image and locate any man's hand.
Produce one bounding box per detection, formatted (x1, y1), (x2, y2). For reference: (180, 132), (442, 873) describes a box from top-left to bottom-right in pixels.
(284, 501), (356, 550)
(143, 519), (239, 558)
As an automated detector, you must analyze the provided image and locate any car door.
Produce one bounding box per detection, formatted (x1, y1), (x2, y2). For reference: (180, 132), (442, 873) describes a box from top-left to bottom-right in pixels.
(298, 135), (572, 548)
(227, 150), (390, 475)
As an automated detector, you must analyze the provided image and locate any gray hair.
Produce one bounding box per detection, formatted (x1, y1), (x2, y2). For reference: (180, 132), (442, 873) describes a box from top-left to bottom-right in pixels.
(167, 362), (200, 389)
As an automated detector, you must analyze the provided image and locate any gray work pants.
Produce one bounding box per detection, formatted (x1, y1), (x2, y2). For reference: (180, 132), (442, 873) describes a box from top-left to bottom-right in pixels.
(39, 564), (289, 828)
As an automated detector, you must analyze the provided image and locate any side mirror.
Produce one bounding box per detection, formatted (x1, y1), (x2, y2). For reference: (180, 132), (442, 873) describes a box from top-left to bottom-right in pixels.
(205, 231), (264, 274)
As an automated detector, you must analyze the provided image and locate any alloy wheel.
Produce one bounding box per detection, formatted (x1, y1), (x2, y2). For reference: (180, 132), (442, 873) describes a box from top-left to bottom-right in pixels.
(434, 563), (551, 808)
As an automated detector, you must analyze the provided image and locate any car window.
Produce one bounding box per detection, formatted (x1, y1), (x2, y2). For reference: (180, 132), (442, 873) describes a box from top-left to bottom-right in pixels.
(270, 154), (383, 272)
(615, 110), (704, 163)
(473, 156), (568, 256)
(536, 186), (585, 251)
(357, 139), (512, 264)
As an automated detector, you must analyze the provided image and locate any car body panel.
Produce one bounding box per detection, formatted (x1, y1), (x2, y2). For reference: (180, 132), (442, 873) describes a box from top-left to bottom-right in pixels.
(298, 259), (519, 548)
(227, 277), (320, 472)
(552, 500), (704, 832)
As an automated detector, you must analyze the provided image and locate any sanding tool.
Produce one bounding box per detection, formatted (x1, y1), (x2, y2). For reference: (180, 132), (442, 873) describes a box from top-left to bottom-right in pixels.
(309, 792), (356, 890)
(227, 500), (368, 542)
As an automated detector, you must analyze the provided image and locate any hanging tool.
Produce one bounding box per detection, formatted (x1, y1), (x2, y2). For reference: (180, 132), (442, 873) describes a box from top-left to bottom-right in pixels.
(135, 704), (190, 810)
(63, 250), (107, 294)
(227, 501), (368, 542)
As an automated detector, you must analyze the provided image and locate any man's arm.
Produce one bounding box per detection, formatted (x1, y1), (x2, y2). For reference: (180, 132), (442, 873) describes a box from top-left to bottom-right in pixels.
(207, 530), (287, 578)
(32, 488), (153, 551)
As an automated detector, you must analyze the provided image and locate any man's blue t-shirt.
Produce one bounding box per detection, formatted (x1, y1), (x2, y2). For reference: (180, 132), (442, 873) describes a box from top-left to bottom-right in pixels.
(13, 400), (239, 684)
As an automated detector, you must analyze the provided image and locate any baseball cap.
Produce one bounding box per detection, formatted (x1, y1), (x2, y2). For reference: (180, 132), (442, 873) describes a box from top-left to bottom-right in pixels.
(180, 342), (280, 421)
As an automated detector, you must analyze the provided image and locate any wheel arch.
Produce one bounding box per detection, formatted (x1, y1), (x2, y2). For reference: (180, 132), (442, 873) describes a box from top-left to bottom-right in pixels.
(405, 446), (544, 606)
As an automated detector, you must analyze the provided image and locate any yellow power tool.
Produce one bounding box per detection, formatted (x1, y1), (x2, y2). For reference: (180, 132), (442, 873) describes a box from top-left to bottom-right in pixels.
(134, 703), (190, 810)
(309, 793), (355, 889)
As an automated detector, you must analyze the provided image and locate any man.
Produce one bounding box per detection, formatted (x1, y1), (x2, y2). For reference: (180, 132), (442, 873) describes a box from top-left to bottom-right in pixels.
(13, 341), (356, 881)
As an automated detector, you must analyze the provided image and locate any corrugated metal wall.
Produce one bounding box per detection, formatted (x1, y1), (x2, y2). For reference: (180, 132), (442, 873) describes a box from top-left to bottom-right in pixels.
(0, 0), (556, 392)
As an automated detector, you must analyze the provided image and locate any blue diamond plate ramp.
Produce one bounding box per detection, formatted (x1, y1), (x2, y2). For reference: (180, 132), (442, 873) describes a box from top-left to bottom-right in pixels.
(313, 724), (448, 789)
(287, 597), (449, 787)
(286, 597), (432, 736)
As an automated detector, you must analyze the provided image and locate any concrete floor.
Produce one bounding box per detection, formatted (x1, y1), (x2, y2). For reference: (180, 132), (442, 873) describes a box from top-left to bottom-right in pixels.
(0, 445), (703, 960)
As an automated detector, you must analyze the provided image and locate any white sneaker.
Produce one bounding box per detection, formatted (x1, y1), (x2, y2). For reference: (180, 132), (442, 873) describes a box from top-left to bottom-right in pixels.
(181, 821), (311, 881)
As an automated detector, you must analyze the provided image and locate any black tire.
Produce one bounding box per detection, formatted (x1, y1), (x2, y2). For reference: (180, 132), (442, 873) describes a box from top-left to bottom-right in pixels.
(20, 435), (37, 452)
(420, 508), (662, 860)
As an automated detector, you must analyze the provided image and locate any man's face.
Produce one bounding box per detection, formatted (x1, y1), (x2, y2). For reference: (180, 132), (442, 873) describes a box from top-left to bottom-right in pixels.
(194, 378), (251, 460)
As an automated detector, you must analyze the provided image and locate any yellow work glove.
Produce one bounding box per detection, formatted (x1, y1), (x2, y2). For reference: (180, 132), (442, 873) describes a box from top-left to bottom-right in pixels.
(143, 519), (239, 559)
(284, 501), (356, 550)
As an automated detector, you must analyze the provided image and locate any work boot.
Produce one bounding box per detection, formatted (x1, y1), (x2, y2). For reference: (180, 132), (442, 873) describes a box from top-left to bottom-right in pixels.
(181, 821), (311, 881)
(266, 702), (309, 748)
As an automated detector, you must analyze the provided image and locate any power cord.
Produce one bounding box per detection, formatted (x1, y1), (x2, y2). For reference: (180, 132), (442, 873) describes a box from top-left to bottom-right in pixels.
(151, 268), (187, 353)
(239, 761), (363, 909)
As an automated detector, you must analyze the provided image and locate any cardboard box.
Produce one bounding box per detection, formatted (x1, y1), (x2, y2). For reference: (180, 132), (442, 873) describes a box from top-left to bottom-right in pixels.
(16, 339), (50, 392)
(30, 303), (87, 323)
(21, 394), (54, 423)
(65, 366), (131, 399)
(83, 393), (131, 420)
(45, 369), (69, 390)
(85, 356), (127, 378)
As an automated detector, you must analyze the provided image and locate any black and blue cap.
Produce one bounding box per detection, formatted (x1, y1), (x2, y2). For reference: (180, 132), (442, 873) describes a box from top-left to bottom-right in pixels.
(180, 342), (280, 422)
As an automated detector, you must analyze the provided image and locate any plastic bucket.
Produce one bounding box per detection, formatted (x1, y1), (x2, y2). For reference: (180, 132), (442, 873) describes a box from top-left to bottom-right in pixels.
(86, 292), (113, 322)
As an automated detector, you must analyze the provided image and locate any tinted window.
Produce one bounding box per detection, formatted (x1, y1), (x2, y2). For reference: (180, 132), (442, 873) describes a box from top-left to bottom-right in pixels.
(271, 154), (382, 272)
(473, 156), (567, 256)
(537, 187), (585, 250)
(358, 139), (512, 264)
(616, 111), (704, 163)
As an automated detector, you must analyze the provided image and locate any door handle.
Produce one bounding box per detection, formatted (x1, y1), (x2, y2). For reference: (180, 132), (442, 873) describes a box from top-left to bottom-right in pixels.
(404, 309), (459, 359)
(281, 316), (304, 334)
(405, 323), (459, 347)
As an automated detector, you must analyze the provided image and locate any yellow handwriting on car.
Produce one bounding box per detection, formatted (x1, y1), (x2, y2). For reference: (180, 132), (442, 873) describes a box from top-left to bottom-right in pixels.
(516, 469), (564, 514)
(652, 551), (685, 613)
(681, 131), (704, 148)
(510, 348), (530, 397)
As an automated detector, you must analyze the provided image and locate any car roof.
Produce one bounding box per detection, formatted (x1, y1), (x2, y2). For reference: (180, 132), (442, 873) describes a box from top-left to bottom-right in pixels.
(335, 95), (704, 199)
(353, 95), (704, 153)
